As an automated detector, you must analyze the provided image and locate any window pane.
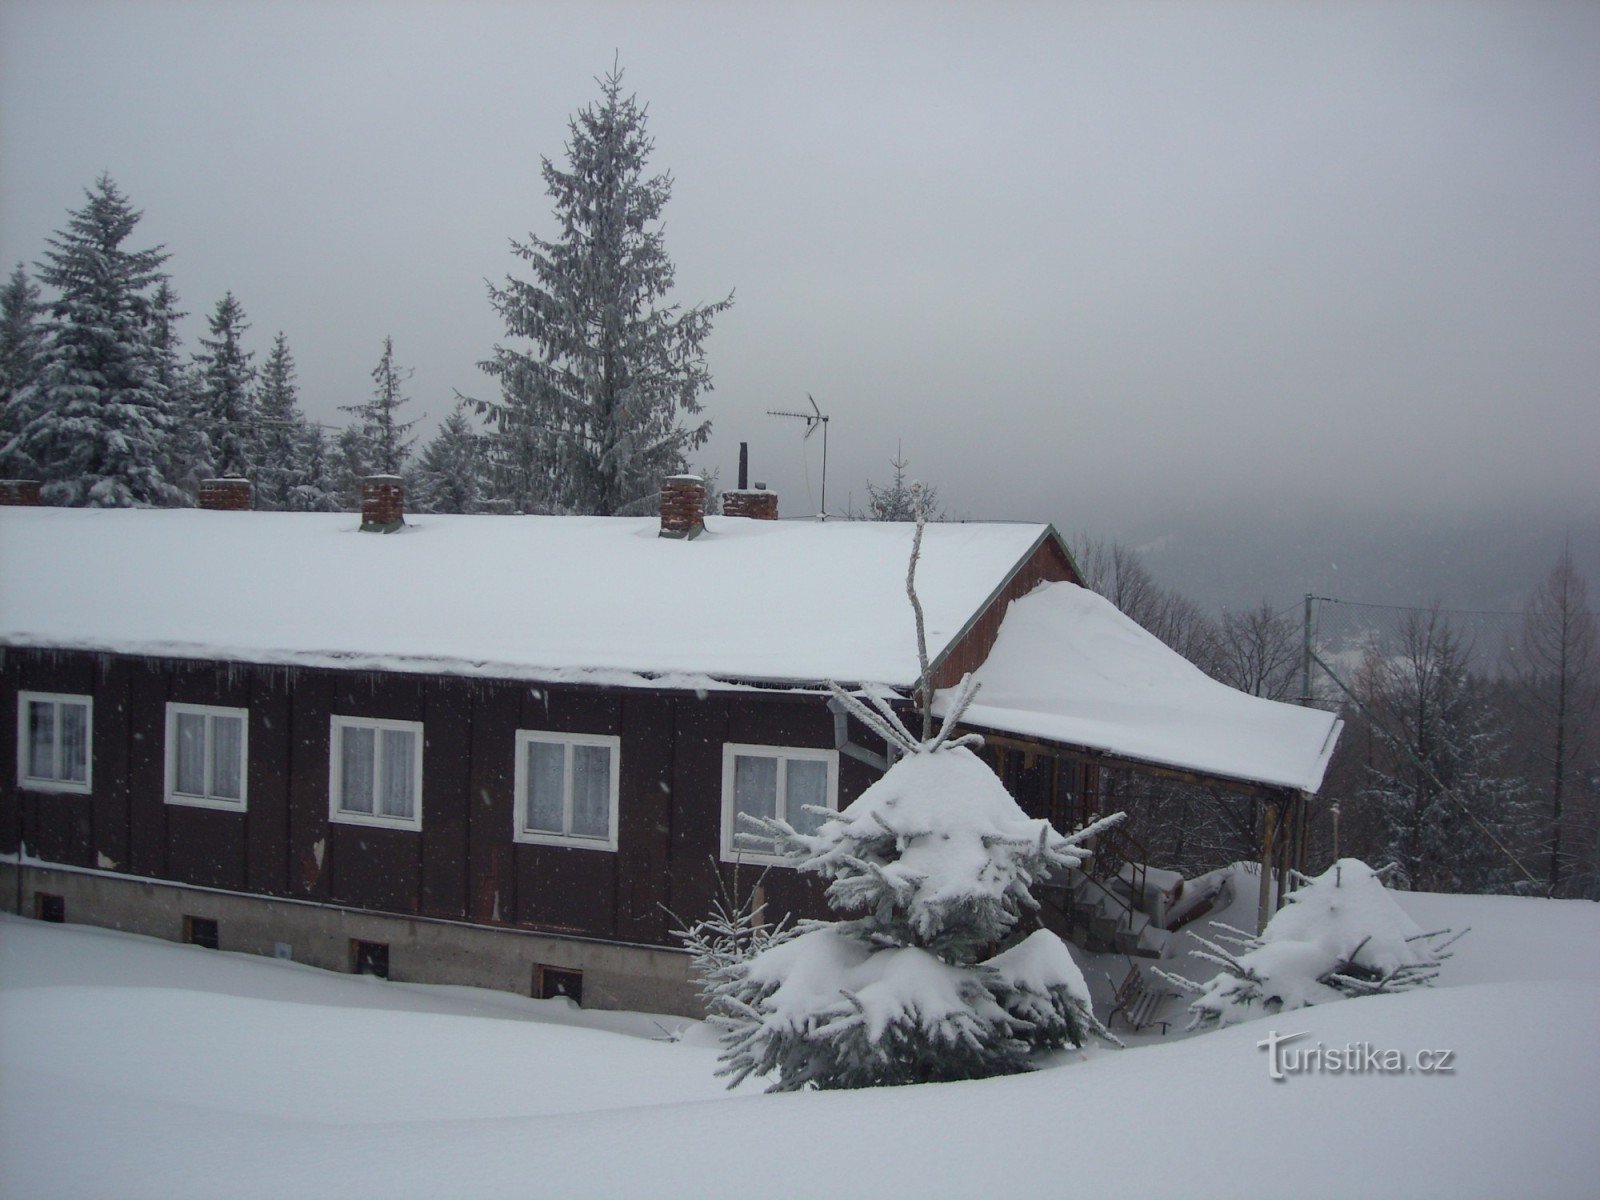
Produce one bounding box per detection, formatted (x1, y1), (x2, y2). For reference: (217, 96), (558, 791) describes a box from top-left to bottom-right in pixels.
(27, 701), (55, 779)
(340, 726), (375, 813)
(378, 729), (415, 818)
(59, 702), (88, 783)
(210, 714), (243, 800)
(570, 745), (610, 839)
(733, 754), (778, 853)
(786, 759), (829, 836)
(175, 712), (207, 794)
(526, 741), (564, 833)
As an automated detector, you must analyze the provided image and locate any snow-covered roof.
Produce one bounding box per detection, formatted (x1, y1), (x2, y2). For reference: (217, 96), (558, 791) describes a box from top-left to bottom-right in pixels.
(0, 508), (1049, 688)
(938, 582), (1343, 794)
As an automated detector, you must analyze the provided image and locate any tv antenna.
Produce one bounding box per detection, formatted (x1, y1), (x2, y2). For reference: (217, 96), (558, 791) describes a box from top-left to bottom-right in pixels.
(767, 394), (830, 518)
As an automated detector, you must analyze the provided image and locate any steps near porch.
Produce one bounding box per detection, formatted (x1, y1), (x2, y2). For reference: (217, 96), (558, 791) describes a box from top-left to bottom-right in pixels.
(1037, 868), (1173, 959)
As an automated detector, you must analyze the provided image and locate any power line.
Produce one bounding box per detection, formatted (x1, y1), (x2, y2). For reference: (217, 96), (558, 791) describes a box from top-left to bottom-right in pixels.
(1313, 595), (1595, 620)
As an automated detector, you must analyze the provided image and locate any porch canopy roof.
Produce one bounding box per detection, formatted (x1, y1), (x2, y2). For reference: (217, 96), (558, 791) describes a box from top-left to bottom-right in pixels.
(934, 582), (1342, 795)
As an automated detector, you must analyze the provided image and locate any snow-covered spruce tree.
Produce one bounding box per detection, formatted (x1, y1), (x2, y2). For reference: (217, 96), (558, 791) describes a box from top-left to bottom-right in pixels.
(341, 335), (418, 480)
(1356, 609), (1528, 893)
(413, 403), (489, 513)
(0, 263), (48, 476)
(147, 282), (205, 500)
(1505, 548), (1599, 898)
(252, 332), (324, 510)
(287, 423), (342, 513)
(475, 64), (732, 515)
(708, 678), (1121, 1091)
(1157, 859), (1463, 1029)
(192, 292), (257, 480)
(8, 175), (184, 506)
(863, 445), (943, 521)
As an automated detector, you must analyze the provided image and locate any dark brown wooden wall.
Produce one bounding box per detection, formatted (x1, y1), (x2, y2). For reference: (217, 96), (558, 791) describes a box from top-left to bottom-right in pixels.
(929, 534), (1080, 690)
(1, 649), (848, 946)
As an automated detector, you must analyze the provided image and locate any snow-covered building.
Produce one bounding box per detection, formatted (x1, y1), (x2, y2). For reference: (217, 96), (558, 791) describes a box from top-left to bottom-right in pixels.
(0, 477), (1340, 1013)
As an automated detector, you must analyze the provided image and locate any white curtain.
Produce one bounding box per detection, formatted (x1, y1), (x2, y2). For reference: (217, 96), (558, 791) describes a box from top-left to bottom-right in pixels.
(734, 754), (778, 852)
(211, 714), (243, 800)
(785, 759), (829, 836)
(571, 745), (610, 838)
(28, 701), (54, 779)
(340, 726), (375, 813)
(59, 703), (87, 782)
(526, 740), (564, 832)
(175, 712), (207, 795)
(378, 729), (415, 818)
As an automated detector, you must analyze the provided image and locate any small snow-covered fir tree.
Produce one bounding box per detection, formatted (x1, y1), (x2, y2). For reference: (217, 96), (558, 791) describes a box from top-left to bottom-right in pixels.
(1158, 858), (1463, 1029)
(192, 291), (257, 479)
(412, 403), (488, 513)
(9, 175), (183, 506)
(147, 282), (205, 501)
(341, 335), (418, 480)
(253, 332), (335, 511)
(708, 679), (1121, 1091)
(287, 423), (342, 512)
(0, 263), (48, 477)
(864, 445), (943, 522)
(475, 63), (732, 515)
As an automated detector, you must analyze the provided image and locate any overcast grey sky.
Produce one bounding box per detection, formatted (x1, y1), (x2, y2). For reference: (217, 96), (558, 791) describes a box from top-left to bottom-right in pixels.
(2, 0), (1596, 542)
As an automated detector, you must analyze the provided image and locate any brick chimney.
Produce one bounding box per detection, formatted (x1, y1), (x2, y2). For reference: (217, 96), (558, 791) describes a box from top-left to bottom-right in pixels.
(722, 485), (779, 520)
(659, 474), (705, 539)
(0, 479), (42, 506)
(361, 475), (405, 532)
(197, 478), (253, 511)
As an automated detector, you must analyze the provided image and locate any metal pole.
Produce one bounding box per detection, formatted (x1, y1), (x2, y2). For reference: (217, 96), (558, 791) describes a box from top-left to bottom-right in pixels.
(819, 417), (829, 519)
(1302, 593), (1314, 706)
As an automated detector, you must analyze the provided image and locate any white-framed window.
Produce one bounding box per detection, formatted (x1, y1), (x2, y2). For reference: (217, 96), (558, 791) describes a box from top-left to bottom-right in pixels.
(514, 731), (621, 851)
(720, 743), (839, 865)
(16, 691), (92, 794)
(329, 715), (423, 831)
(164, 703), (248, 811)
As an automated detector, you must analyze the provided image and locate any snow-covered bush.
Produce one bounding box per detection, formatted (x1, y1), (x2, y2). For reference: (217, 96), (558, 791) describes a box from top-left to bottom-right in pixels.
(1159, 858), (1463, 1029)
(705, 678), (1121, 1091)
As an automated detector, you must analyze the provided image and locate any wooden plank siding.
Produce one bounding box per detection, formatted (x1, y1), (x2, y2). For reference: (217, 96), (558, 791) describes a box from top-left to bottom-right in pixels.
(2, 648), (849, 949)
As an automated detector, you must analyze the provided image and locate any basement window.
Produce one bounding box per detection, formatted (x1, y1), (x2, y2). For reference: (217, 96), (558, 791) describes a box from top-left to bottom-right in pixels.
(351, 939), (390, 979)
(165, 703), (248, 811)
(720, 743), (838, 866)
(34, 893), (65, 923)
(329, 716), (423, 831)
(535, 965), (583, 1005)
(17, 692), (92, 794)
(183, 915), (220, 950)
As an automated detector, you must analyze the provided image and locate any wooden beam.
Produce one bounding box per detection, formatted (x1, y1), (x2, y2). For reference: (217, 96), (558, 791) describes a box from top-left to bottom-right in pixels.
(974, 729), (1286, 800)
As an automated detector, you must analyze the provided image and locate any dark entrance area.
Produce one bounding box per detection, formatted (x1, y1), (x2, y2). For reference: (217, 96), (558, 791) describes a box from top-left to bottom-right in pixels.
(534, 965), (583, 1005)
(352, 939), (390, 979)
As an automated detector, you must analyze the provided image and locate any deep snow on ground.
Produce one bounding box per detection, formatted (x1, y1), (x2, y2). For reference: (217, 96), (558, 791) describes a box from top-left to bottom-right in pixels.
(3, 892), (1597, 1200)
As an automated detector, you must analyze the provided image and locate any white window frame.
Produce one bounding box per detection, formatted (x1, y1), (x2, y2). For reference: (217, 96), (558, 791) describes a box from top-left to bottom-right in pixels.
(328, 715), (424, 831)
(164, 702), (249, 812)
(16, 691), (93, 795)
(513, 730), (621, 851)
(720, 743), (839, 866)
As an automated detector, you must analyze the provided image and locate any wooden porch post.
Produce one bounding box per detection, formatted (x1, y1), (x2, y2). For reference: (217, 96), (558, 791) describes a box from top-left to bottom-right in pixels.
(1257, 797), (1278, 933)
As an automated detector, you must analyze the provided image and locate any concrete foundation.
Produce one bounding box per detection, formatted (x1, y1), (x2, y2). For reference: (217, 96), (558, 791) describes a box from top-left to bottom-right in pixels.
(1, 862), (700, 1017)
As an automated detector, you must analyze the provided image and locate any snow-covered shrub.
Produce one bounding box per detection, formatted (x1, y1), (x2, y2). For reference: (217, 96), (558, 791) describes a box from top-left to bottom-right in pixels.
(707, 678), (1121, 1091)
(1159, 858), (1463, 1029)
(672, 868), (792, 1016)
